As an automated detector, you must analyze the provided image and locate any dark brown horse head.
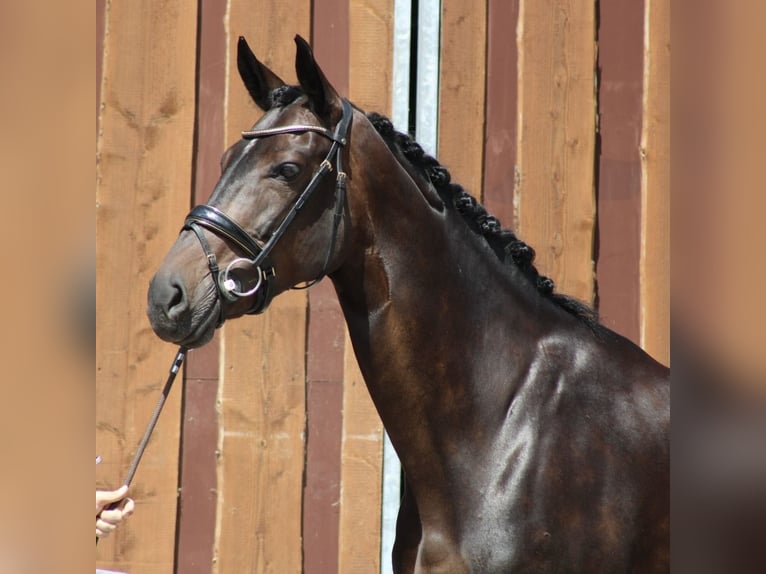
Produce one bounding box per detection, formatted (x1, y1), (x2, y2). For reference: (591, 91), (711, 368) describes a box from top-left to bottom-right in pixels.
(147, 36), (353, 347)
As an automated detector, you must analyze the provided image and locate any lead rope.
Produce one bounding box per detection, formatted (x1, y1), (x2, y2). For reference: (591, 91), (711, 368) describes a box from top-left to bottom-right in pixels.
(97, 347), (187, 544)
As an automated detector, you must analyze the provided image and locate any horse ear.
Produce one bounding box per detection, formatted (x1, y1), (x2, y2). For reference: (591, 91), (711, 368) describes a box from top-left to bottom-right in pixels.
(294, 35), (342, 120)
(237, 36), (286, 110)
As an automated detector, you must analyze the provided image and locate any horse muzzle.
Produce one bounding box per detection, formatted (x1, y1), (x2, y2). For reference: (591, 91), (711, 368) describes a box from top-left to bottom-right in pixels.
(146, 269), (209, 345)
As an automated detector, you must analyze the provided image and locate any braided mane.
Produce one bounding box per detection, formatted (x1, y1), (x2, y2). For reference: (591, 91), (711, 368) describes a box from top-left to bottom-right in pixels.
(267, 87), (599, 328)
(366, 112), (600, 329)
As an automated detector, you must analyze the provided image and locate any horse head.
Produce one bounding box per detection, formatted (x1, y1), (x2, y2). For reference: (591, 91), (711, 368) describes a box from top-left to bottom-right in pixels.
(147, 36), (353, 348)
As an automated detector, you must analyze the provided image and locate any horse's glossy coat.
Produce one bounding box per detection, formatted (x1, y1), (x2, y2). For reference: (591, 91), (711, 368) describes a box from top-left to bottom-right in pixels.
(147, 36), (669, 573)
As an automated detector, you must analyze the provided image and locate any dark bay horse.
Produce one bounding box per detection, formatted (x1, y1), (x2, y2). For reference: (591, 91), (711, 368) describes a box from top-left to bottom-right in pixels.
(147, 36), (669, 573)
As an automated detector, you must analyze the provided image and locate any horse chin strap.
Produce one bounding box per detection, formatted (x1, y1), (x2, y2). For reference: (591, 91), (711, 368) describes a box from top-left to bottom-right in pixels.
(182, 98), (353, 326)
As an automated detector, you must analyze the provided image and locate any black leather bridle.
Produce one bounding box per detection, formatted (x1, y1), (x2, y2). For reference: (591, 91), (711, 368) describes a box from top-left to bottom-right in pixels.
(182, 98), (353, 324)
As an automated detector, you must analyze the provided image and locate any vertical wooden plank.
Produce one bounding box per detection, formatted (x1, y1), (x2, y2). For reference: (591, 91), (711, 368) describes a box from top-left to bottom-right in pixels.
(484, 0), (520, 222)
(96, 0), (105, 138)
(349, 0), (394, 112)
(213, 4), (311, 573)
(215, 300), (308, 574)
(175, 1), (228, 571)
(313, 0), (350, 94)
(95, 0), (198, 572)
(594, 0), (645, 341)
(193, 0), (229, 206)
(338, 331), (385, 573)
(516, 0), (596, 304)
(640, 0), (669, 364)
(438, 0), (487, 198)
(177, 344), (220, 573)
(336, 2), (393, 571)
(305, 4), (351, 574)
(304, 281), (345, 574)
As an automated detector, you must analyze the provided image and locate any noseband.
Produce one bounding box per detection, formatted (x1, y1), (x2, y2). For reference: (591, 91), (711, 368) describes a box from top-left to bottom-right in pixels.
(182, 98), (353, 324)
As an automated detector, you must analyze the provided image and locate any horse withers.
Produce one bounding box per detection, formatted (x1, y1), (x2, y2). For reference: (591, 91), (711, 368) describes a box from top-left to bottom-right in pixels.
(147, 35), (669, 573)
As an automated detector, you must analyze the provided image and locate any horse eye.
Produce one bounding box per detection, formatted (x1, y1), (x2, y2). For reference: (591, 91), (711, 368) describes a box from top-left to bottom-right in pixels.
(275, 162), (301, 180)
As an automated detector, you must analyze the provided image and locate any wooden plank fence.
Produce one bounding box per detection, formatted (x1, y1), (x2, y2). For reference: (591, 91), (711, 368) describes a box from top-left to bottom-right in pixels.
(96, 1), (669, 573)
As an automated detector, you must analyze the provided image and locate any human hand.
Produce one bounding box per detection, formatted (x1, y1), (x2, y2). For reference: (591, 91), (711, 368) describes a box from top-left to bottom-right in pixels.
(96, 485), (135, 538)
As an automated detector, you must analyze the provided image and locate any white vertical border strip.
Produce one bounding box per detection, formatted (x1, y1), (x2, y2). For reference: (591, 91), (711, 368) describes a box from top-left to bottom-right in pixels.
(382, 6), (411, 572)
(382, 2), (441, 572)
(415, 0), (441, 156)
(380, 438), (401, 572)
(391, 0), (412, 133)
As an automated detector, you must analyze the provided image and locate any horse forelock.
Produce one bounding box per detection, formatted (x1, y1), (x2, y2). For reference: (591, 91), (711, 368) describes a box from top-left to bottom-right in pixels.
(269, 85), (303, 108)
(365, 111), (602, 331)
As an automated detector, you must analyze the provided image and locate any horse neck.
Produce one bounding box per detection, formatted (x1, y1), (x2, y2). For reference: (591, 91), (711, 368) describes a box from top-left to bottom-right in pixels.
(333, 114), (557, 354)
(330, 119), (563, 512)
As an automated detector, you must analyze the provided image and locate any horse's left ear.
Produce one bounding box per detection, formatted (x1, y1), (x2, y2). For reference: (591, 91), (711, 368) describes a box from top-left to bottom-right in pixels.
(294, 35), (342, 122)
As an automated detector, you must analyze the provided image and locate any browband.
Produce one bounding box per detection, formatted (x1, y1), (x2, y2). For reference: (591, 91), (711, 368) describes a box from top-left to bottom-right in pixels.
(241, 124), (347, 146)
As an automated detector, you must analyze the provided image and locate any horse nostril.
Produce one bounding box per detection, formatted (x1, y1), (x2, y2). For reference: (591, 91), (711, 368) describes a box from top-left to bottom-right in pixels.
(165, 279), (188, 320)
(147, 270), (196, 342)
(168, 283), (183, 310)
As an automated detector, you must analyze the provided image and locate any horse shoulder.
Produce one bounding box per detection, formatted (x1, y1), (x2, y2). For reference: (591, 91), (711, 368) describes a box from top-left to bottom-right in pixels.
(488, 328), (669, 571)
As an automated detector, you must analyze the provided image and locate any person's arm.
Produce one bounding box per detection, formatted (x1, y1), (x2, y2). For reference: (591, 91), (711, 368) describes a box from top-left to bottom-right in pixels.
(96, 485), (135, 538)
